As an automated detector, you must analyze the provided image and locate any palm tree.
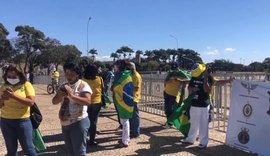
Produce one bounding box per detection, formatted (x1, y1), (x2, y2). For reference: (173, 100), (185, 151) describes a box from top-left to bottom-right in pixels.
(88, 48), (98, 62)
(110, 52), (119, 62)
(116, 46), (133, 59)
(144, 50), (154, 61)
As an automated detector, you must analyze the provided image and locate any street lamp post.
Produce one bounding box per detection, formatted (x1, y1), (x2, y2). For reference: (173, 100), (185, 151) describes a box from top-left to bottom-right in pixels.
(170, 34), (178, 50)
(87, 17), (92, 56)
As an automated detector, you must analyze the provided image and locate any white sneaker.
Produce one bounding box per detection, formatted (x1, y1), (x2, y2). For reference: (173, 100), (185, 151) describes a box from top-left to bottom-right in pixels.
(180, 139), (193, 145)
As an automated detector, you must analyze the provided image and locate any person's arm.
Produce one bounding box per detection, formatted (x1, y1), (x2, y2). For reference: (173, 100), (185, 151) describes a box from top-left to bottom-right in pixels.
(203, 71), (212, 93)
(52, 90), (66, 104)
(64, 85), (91, 105)
(2, 87), (35, 106)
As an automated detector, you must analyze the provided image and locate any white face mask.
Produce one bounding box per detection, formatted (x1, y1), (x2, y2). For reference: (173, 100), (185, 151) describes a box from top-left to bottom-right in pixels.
(7, 78), (20, 85)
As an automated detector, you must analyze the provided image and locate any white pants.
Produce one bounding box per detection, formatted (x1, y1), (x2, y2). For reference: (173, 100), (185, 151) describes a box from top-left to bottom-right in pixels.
(120, 118), (130, 145)
(185, 106), (209, 145)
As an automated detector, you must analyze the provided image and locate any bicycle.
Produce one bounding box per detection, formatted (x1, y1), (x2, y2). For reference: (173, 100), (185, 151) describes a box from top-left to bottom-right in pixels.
(47, 79), (60, 94)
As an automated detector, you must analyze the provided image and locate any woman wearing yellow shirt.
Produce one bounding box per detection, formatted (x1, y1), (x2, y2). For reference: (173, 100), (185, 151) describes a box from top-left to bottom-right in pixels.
(83, 64), (103, 146)
(0, 65), (37, 156)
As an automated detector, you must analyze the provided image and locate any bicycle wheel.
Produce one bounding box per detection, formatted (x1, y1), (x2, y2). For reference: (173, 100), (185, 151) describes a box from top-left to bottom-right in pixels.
(47, 84), (54, 94)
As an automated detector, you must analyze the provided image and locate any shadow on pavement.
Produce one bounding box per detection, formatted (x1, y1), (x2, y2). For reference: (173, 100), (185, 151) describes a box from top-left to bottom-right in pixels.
(133, 125), (257, 156)
(42, 133), (63, 143)
(37, 144), (66, 156)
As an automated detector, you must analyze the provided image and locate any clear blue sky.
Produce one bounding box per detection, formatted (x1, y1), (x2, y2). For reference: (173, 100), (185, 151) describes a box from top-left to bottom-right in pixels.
(1, 0), (269, 64)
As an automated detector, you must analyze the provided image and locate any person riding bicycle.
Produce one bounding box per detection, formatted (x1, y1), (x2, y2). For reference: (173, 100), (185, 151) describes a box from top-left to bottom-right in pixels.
(51, 68), (60, 86)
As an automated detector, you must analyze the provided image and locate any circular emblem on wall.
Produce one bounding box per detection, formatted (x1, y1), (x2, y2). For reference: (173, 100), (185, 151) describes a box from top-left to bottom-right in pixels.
(243, 103), (252, 118)
(238, 128), (250, 144)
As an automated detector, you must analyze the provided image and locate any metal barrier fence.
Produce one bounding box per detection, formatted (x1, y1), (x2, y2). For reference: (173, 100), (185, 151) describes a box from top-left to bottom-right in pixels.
(0, 72), (266, 132)
(138, 72), (266, 132)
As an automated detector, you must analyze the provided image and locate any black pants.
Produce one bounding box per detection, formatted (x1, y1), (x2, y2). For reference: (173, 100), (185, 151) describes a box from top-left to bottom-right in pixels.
(164, 92), (176, 119)
(87, 103), (102, 143)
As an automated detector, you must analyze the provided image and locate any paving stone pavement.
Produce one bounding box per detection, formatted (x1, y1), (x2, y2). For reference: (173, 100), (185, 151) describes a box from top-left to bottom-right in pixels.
(0, 84), (257, 156)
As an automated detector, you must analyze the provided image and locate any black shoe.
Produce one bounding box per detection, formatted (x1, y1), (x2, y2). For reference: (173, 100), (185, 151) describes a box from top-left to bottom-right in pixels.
(88, 141), (98, 146)
(130, 134), (140, 139)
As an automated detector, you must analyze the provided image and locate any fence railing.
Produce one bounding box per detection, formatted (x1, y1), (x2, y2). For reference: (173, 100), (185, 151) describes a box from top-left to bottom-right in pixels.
(138, 72), (266, 132)
(0, 72), (266, 132)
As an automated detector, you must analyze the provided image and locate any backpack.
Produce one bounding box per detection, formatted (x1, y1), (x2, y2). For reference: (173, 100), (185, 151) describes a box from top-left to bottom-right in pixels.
(30, 103), (42, 129)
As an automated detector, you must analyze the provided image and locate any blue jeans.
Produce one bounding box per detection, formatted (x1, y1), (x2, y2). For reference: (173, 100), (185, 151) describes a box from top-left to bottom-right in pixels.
(87, 103), (102, 143)
(129, 103), (140, 136)
(164, 92), (176, 121)
(1, 118), (37, 156)
(62, 117), (90, 156)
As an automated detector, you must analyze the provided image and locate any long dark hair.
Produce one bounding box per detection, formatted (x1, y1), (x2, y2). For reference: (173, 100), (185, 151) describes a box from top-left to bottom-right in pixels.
(84, 64), (98, 80)
(3, 65), (27, 85)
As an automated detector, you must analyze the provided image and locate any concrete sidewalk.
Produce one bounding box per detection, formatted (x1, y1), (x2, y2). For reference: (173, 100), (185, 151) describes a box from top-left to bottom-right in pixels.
(0, 84), (256, 156)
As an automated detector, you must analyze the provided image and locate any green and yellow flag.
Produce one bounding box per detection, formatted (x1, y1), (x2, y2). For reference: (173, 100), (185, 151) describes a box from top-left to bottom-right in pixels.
(102, 92), (112, 106)
(112, 70), (134, 119)
(167, 93), (195, 137)
(165, 69), (191, 82)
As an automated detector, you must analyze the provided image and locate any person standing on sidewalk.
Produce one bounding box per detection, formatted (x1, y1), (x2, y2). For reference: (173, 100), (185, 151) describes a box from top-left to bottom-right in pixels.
(0, 65), (37, 156)
(129, 62), (142, 138)
(181, 63), (213, 149)
(83, 64), (103, 146)
(163, 62), (190, 128)
(52, 62), (92, 156)
(112, 60), (134, 148)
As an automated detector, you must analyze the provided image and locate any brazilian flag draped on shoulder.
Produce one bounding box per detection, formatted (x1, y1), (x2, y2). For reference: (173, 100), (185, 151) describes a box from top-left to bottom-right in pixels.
(112, 70), (134, 119)
(167, 92), (195, 137)
(165, 69), (191, 106)
(165, 69), (190, 82)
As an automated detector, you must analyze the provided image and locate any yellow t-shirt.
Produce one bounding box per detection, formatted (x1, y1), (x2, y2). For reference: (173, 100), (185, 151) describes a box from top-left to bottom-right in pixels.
(132, 71), (142, 103)
(164, 78), (183, 97)
(83, 76), (102, 104)
(52, 71), (60, 81)
(0, 81), (35, 119)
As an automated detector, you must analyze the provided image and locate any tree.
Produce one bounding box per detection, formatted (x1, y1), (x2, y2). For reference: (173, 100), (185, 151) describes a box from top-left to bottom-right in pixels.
(0, 23), (13, 64)
(263, 57), (270, 71)
(167, 49), (177, 62)
(208, 59), (235, 71)
(248, 62), (265, 72)
(36, 37), (61, 73)
(110, 52), (119, 62)
(177, 49), (202, 69)
(135, 50), (143, 63)
(147, 60), (159, 71)
(144, 50), (154, 61)
(59, 45), (82, 65)
(116, 46), (133, 59)
(14, 25), (45, 72)
(88, 48), (98, 61)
